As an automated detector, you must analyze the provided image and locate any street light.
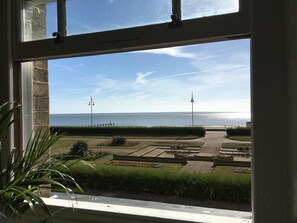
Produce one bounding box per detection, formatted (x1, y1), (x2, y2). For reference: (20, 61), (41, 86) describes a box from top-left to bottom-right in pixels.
(88, 97), (95, 126)
(190, 92), (194, 127)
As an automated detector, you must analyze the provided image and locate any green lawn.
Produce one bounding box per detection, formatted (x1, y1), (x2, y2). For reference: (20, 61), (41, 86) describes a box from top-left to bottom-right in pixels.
(228, 136), (251, 141)
(222, 142), (251, 150)
(212, 166), (251, 176)
(52, 136), (204, 153)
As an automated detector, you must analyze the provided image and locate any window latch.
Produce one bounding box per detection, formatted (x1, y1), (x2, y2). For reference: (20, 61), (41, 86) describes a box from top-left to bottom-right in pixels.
(169, 14), (182, 28)
(52, 32), (64, 43)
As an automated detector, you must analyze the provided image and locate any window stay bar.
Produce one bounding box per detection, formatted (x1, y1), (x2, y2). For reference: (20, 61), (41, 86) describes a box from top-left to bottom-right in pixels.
(53, 0), (66, 43)
(169, 0), (182, 28)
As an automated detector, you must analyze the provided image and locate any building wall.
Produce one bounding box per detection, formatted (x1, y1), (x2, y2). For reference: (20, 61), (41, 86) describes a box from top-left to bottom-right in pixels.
(33, 61), (49, 129)
(24, 3), (49, 130)
(24, 3), (50, 197)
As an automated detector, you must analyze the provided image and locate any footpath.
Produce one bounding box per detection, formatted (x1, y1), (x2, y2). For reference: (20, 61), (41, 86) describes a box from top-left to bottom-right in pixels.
(181, 131), (248, 173)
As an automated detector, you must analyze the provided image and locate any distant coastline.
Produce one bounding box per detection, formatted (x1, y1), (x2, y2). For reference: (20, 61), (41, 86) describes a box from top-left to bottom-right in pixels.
(50, 111), (250, 127)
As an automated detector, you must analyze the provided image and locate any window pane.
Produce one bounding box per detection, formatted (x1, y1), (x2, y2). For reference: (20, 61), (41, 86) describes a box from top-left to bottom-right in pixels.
(23, 0), (57, 41)
(182, 0), (239, 20)
(66, 0), (171, 35)
(47, 40), (251, 208)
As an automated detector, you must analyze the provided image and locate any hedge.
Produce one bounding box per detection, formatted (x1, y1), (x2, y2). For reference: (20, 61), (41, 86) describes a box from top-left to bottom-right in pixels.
(226, 127), (251, 137)
(50, 126), (206, 137)
(67, 165), (251, 203)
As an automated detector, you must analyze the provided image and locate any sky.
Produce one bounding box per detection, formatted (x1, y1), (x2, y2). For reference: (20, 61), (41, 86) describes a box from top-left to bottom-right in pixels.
(46, 0), (250, 114)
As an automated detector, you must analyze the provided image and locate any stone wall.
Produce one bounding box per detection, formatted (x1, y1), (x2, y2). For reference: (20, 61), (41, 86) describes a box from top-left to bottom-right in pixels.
(24, 1), (50, 197)
(33, 61), (49, 129)
(24, 2), (49, 129)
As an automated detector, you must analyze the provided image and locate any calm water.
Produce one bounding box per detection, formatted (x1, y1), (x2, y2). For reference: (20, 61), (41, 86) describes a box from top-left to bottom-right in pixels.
(50, 112), (250, 127)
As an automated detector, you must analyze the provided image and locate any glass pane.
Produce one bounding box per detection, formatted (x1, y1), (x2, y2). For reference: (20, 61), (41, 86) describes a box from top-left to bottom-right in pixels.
(46, 40), (251, 207)
(23, 0), (57, 41)
(182, 0), (239, 20)
(66, 0), (171, 35)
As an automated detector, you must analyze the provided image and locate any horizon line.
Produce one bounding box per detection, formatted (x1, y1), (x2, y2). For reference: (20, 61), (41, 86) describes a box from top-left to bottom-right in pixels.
(50, 111), (251, 115)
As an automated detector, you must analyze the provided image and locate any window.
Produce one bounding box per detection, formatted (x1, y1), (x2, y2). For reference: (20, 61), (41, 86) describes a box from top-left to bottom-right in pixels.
(6, 0), (258, 222)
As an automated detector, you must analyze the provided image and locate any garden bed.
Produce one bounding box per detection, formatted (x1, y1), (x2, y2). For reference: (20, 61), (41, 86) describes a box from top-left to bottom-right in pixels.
(108, 160), (163, 168)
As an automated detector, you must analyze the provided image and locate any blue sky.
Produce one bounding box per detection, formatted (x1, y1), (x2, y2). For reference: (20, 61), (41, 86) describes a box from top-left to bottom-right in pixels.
(47, 0), (249, 114)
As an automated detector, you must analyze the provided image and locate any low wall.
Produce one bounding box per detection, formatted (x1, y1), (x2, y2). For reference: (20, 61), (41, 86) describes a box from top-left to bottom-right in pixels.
(113, 155), (251, 168)
(187, 155), (213, 162)
(213, 160), (251, 167)
(113, 155), (188, 165)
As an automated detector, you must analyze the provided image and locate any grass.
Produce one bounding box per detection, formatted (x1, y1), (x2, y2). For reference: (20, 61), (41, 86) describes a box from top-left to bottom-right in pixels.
(222, 142), (251, 150)
(88, 155), (182, 170)
(52, 136), (205, 156)
(228, 136), (251, 141)
(212, 166), (251, 176)
(175, 135), (201, 140)
(153, 141), (204, 147)
(51, 138), (79, 150)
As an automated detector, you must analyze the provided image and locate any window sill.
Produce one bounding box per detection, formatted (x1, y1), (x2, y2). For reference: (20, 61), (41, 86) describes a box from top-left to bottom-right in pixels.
(23, 194), (252, 223)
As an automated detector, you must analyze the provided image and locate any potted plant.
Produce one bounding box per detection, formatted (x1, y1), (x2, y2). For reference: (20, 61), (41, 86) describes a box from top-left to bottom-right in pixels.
(0, 102), (82, 222)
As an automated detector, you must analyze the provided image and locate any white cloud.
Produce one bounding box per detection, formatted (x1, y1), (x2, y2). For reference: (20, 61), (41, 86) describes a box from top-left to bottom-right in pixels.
(51, 63), (88, 76)
(134, 72), (154, 84)
(135, 47), (196, 59)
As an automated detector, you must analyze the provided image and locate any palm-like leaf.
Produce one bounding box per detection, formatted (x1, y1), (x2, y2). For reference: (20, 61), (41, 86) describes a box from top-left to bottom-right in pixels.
(0, 103), (83, 222)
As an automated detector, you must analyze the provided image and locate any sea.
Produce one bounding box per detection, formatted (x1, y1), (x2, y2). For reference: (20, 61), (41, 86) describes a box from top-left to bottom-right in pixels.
(50, 112), (250, 127)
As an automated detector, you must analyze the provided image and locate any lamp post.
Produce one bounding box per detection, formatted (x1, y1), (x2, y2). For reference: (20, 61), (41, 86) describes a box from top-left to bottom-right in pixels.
(190, 92), (194, 127)
(88, 97), (95, 126)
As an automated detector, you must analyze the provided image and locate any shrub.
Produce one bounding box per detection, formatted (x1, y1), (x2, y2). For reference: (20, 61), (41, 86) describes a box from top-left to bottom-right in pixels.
(50, 126), (206, 137)
(53, 151), (109, 161)
(226, 127), (251, 137)
(110, 136), (126, 146)
(66, 165), (251, 203)
(70, 140), (89, 156)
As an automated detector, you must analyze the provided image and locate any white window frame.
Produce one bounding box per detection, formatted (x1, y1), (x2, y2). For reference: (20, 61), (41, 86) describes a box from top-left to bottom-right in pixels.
(13, 0), (250, 61)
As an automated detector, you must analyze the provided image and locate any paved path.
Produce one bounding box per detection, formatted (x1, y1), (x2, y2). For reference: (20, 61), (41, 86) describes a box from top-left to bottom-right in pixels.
(181, 131), (251, 173)
(199, 131), (250, 155)
(199, 131), (228, 155)
(180, 161), (213, 173)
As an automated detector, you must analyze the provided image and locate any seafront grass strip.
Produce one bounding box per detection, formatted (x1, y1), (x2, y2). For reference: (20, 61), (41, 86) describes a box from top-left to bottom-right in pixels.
(64, 161), (251, 203)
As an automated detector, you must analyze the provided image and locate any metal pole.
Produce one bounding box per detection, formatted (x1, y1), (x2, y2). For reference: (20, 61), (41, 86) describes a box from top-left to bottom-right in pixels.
(57, 0), (67, 37)
(190, 92), (194, 127)
(89, 97), (95, 126)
